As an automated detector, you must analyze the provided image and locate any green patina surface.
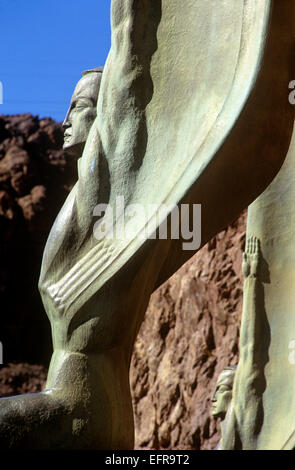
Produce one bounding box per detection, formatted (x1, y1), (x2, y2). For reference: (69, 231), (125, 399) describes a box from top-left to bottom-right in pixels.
(0, 0), (294, 449)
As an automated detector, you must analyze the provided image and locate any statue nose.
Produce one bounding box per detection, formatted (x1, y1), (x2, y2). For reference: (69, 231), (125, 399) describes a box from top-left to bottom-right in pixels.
(211, 388), (219, 402)
(62, 109), (71, 129)
(62, 118), (70, 130)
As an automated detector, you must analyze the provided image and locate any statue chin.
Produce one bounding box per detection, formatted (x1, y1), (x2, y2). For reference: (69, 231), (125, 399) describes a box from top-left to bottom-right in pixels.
(63, 140), (85, 158)
(212, 411), (222, 420)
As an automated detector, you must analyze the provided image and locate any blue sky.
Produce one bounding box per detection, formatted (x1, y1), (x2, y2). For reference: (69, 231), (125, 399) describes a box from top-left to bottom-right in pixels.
(0, 0), (111, 122)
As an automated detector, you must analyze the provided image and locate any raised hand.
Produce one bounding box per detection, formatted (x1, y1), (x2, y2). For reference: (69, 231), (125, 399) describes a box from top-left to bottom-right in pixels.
(242, 236), (260, 279)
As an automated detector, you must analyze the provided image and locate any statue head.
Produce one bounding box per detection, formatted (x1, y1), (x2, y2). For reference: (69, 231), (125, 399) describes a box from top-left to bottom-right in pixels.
(62, 67), (103, 156)
(211, 366), (237, 420)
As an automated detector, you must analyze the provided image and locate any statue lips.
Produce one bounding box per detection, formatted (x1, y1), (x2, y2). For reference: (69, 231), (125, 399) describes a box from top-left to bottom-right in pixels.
(63, 130), (72, 138)
(63, 132), (72, 148)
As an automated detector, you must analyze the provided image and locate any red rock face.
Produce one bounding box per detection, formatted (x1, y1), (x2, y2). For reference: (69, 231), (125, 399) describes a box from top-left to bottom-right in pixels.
(0, 114), (245, 450)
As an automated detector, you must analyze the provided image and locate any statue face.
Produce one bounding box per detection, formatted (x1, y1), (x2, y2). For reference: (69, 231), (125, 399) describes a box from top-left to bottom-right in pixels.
(211, 370), (235, 420)
(62, 72), (102, 156)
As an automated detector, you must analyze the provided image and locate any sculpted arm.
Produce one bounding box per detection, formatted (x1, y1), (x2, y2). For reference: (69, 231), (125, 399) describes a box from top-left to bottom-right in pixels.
(221, 236), (264, 449)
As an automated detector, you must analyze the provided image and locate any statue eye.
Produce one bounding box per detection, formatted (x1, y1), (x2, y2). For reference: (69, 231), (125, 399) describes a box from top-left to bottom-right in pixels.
(75, 103), (88, 109)
(218, 386), (231, 393)
(71, 99), (92, 110)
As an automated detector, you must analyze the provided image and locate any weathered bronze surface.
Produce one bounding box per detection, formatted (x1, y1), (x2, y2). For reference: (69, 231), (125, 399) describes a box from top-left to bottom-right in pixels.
(0, 0), (294, 449)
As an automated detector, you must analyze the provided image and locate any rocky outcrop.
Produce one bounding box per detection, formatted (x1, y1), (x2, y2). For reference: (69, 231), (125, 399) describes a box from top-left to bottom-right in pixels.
(0, 114), (245, 449)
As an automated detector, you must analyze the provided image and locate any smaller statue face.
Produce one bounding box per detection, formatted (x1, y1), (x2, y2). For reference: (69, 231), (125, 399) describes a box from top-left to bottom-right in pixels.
(211, 369), (235, 420)
(62, 72), (102, 156)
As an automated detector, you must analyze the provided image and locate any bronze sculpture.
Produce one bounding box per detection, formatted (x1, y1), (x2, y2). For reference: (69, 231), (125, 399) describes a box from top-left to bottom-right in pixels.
(211, 366), (236, 450)
(211, 367), (236, 421)
(0, 0), (295, 449)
